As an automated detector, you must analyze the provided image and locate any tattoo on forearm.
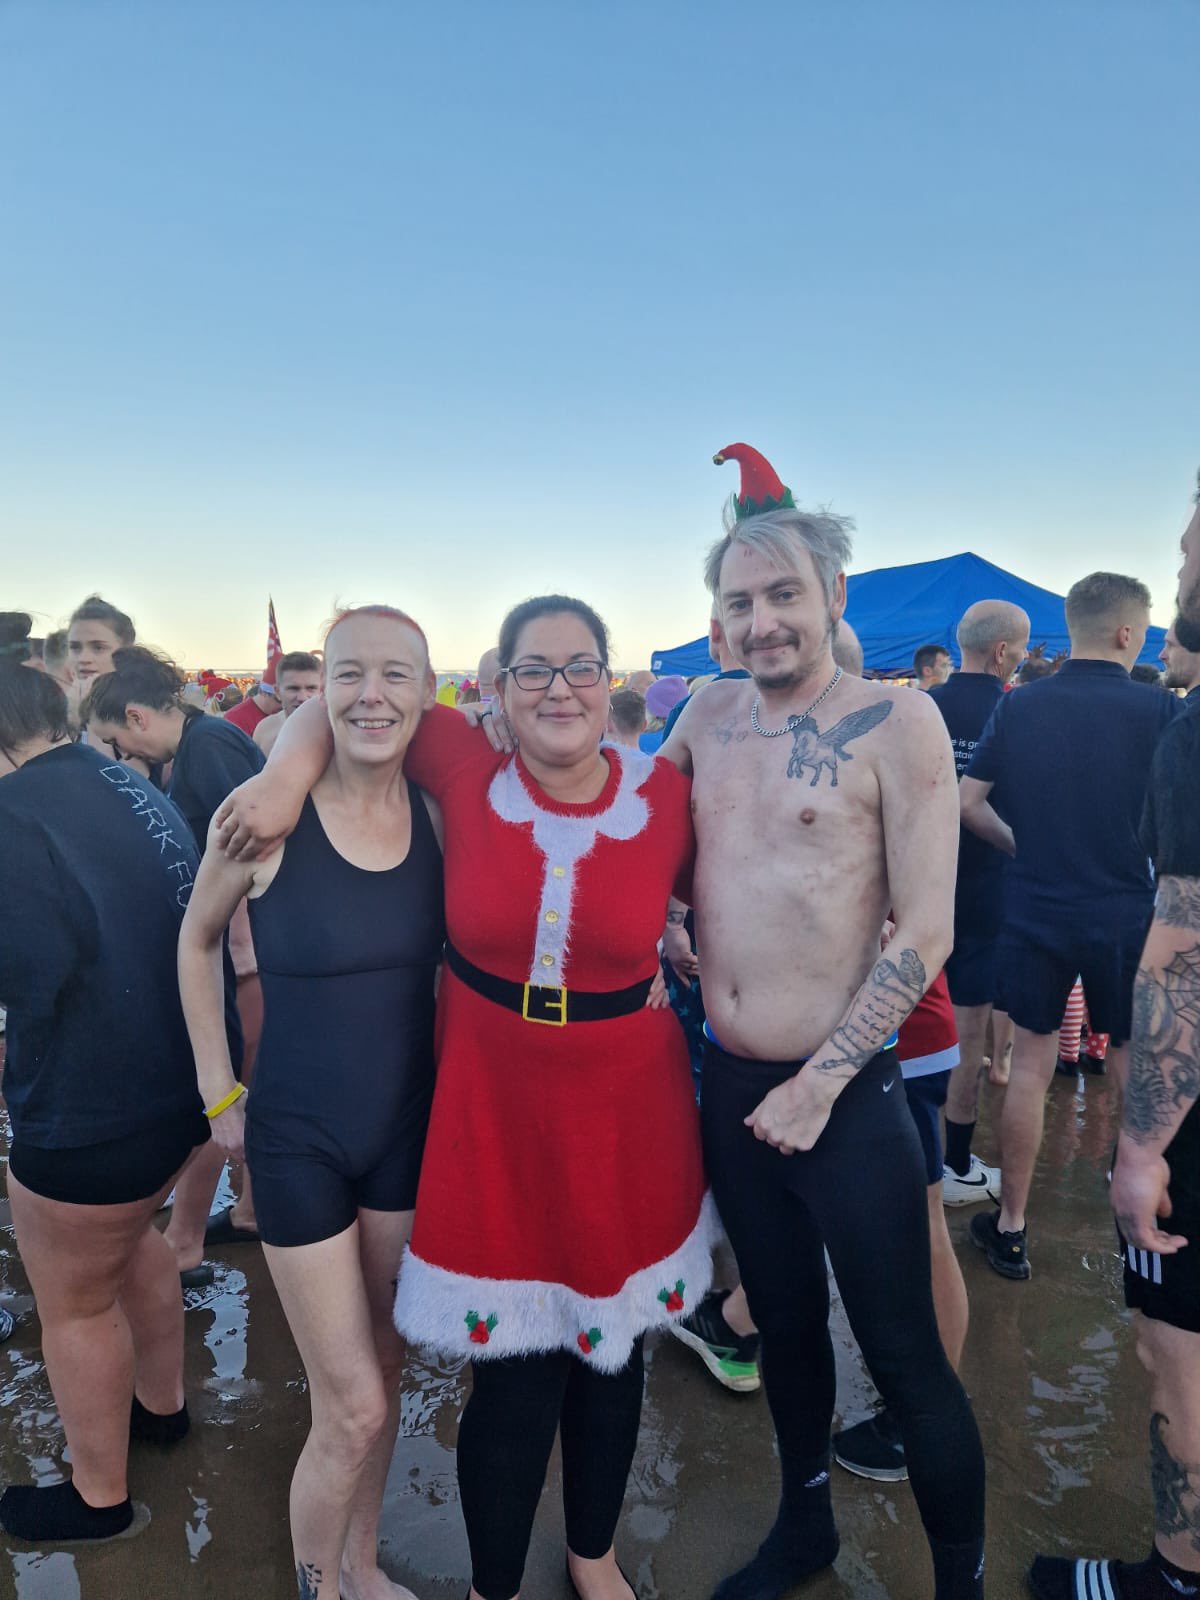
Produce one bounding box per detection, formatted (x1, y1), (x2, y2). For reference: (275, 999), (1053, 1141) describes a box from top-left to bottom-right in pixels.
(787, 702), (892, 788)
(1157, 876), (1200, 930)
(1123, 942), (1200, 1145)
(1150, 1412), (1200, 1554)
(816, 947), (927, 1076)
(296, 1562), (322, 1599)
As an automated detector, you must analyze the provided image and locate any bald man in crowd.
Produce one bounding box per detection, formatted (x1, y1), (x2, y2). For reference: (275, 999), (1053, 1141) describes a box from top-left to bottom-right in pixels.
(1160, 618), (1200, 701)
(477, 646), (502, 703)
(928, 602), (1030, 1205)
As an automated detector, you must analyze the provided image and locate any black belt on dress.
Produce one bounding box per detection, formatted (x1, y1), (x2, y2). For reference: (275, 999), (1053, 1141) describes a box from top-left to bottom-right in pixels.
(444, 942), (653, 1026)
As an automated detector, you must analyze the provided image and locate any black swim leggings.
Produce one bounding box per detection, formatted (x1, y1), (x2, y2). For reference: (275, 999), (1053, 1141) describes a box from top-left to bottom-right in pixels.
(456, 1340), (645, 1600)
(702, 1042), (985, 1550)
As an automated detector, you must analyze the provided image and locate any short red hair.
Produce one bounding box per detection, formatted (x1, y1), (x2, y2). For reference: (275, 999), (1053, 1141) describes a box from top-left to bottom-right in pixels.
(323, 605), (430, 665)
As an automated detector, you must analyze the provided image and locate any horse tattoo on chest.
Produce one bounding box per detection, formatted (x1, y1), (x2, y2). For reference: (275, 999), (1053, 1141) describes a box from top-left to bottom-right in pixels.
(786, 701), (893, 787)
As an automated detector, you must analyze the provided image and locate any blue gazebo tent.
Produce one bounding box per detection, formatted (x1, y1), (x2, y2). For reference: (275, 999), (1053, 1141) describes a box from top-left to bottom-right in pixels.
(650, 551), (1167, 677)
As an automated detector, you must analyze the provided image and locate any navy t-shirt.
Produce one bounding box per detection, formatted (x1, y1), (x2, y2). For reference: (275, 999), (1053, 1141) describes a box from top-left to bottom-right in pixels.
(1142, 699), (1200, 879)
(0, 744), (204, 1147)
(167, 709), (264, 1072)
(928, 673), (1008, 935)
(169, 708), (264, 845)
(966, 659), (1178, 940)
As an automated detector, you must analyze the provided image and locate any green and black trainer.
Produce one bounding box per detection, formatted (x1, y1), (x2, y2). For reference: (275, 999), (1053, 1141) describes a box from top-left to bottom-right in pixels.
(668, 1289), (761, 1393)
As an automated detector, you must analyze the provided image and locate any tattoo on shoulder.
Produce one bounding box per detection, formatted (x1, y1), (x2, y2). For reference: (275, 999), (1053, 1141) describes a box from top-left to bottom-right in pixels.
(1157, 876), (1200, 930)
(1123, 943), (1200, 1144)
(816, 946), (927, 1076)
(787, 702), (892, 788)
(296, 1562), (322, 1600)
(1150, 1411), (1200, 1554)
(706, 715), (749, 746)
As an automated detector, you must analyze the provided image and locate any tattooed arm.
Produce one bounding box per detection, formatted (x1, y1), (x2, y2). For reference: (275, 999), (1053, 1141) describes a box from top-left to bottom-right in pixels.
(1112, 875), (1200, 1253)
(746, 692), (958, 1153)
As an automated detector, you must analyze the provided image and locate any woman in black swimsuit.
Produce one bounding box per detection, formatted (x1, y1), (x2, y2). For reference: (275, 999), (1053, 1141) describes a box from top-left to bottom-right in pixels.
(177, 606), (443, 1600)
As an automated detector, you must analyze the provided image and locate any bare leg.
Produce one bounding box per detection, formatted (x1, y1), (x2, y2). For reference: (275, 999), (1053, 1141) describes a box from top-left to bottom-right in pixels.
(1107, 1041), (1131, 1100)
(1136, 1315), (1200, 1574)
(162, 1140), (226, 1273)
(265, 1225), (408, 1600)
(997, 1025), (1059, 1233)
(926, 1184), (967, 1369)
(7, 1173), (176, 1507)
(340, 1208), (418, 1600)
(947, 1004), (989, 1128)
(988, 1008), (1013, 1086)
(119, 1221), (186, 1414)
(722, 1280), (758, 1338)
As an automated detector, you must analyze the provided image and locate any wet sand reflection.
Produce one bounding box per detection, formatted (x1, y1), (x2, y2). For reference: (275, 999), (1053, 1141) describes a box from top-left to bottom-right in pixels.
(0, 1072), (1155, 1598)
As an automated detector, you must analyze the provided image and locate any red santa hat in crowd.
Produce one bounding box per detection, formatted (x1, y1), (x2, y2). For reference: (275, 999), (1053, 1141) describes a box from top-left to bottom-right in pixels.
(712, 442), (796, 520)
(198, 669), (233, 702)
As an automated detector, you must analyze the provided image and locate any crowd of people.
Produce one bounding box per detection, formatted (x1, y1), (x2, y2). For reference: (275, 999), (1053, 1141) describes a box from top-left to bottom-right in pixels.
(0, 442), (1198, 1600)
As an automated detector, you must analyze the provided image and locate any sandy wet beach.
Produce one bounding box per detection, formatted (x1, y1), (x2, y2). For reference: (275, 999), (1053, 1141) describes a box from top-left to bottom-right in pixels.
(0, 1071), (1155, 1600)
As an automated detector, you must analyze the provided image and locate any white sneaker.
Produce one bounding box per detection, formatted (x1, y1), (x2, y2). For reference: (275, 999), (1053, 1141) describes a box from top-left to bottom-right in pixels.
(942, 1154), (1001, 1206)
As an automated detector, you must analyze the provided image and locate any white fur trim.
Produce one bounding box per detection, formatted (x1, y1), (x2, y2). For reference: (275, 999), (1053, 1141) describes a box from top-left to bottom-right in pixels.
(394, 1194), (718, 1373)
(486, 748), (658, 986)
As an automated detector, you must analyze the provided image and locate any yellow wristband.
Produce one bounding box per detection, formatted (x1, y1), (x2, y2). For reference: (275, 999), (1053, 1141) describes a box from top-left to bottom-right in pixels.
(204, 1083), (247, 1119)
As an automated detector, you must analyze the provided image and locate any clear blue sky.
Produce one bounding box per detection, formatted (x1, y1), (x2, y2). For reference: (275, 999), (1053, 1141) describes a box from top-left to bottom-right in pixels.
(2, 0), (1196, 671)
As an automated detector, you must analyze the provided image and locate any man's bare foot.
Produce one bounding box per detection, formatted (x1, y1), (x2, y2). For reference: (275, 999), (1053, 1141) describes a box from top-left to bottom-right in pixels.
(338, 1565), (419, 1600)
(566, 1548), (634, 1600)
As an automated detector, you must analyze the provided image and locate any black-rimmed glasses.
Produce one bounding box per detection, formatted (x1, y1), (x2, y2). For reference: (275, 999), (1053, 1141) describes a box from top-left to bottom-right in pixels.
(503, 660), (607, 692)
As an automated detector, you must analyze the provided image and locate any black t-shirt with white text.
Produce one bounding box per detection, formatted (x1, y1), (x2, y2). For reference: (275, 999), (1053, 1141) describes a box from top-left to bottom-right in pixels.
(928, 672), (1008, 936)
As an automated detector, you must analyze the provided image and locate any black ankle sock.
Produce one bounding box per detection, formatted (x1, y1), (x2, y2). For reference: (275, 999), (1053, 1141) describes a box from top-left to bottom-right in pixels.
(944, 1119), (975, 1178)
(130, 1395), (190, 1446)
(931, 1535), (985, 1598)
(0, 1480), (133, 1542)
(711, 1455), (839, 1600)
(1029, 1549), (1200, 1598)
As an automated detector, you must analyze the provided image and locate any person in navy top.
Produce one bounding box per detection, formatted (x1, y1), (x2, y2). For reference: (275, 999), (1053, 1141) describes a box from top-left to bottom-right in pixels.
(84, 647), (265, 1283)
(960, 572), (1178, 1280)
(0, 614), (208, 1545)
(928, 600), (1030, 1205)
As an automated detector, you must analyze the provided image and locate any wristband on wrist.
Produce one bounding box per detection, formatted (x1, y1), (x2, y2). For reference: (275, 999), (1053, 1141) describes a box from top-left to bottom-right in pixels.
(205, 1083), (247, 1119)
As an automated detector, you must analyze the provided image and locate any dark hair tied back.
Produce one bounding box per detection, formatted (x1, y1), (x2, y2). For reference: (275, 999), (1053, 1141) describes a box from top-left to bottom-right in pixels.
(81, 645), (185, 726)
(497, 594), (612, 670)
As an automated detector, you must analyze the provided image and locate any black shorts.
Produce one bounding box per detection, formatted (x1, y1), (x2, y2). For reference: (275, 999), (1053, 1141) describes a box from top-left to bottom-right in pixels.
(246, 1085), (433, 1249)
(9, 1111), (210, 1206)
(944, 931), (997, 1010)
(994, 920), (1148, 1044)
(903, 1070), (950, 1184)
(1121, 1100), (1200, 1333)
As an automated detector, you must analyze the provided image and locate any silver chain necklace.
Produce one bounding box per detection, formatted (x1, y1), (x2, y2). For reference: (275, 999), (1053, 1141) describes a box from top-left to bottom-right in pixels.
(750, 666), (844, 738)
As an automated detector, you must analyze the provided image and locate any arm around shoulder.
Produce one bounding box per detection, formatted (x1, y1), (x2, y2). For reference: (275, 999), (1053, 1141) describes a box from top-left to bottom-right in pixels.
(216, 694), (333, 859)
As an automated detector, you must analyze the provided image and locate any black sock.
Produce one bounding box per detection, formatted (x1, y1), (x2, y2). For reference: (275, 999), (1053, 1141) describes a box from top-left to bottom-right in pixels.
(711, 1453), (839, 1600)
(130, 1395), (190, 1446)
(944, 1119), (975, 1178)
(931, 1536), (985, 1599)
(0, 1480), (133, 1542)
(1029, 1549), (1200, 1598)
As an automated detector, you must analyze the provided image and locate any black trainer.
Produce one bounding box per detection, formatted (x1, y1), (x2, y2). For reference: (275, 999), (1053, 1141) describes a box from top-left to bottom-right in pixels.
(668, 1289), (761, 1392)
(970, 1208), (1031, 1280)
(833, 1407), (908, 1482)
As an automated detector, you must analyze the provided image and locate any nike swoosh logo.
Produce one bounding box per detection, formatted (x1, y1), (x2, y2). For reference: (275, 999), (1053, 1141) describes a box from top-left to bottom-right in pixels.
(882, 1078), (896, 1093)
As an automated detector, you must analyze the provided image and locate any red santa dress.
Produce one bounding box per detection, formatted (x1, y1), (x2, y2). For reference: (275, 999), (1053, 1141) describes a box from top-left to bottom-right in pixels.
(396, 706), (714, 1373)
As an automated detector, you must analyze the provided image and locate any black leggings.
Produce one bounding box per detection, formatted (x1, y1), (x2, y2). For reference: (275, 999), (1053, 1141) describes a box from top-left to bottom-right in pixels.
(456, 1340), (645, 1600)
(702, 1042), (985, 1549)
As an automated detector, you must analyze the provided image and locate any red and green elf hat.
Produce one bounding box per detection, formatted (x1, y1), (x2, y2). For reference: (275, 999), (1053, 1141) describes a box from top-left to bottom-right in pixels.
(713, 443), (796, 519)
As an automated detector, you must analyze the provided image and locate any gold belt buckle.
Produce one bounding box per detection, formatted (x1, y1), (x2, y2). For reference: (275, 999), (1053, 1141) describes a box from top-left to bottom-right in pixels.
(522, 982), (568, 1026)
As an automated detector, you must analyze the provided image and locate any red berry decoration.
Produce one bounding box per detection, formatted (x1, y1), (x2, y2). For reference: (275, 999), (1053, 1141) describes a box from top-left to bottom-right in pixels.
(658, 1280), (686, 1314)
(577, 1327), (603, 1356)
(465, 1310), (498, 1345)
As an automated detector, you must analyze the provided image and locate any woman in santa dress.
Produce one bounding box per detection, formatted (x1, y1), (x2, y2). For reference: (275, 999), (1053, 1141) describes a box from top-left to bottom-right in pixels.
(219, 594), (712, 1600)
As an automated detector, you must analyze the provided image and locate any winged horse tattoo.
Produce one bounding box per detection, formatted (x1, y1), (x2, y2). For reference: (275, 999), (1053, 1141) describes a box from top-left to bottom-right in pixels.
(785, 701), (893, 788)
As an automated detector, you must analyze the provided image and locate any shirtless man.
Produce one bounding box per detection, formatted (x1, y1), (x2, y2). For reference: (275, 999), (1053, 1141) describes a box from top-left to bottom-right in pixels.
(661, 445), (985, 1600)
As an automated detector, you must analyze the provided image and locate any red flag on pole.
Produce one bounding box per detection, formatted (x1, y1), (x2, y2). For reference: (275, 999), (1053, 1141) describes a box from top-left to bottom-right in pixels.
(262, 598), (284, 686)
